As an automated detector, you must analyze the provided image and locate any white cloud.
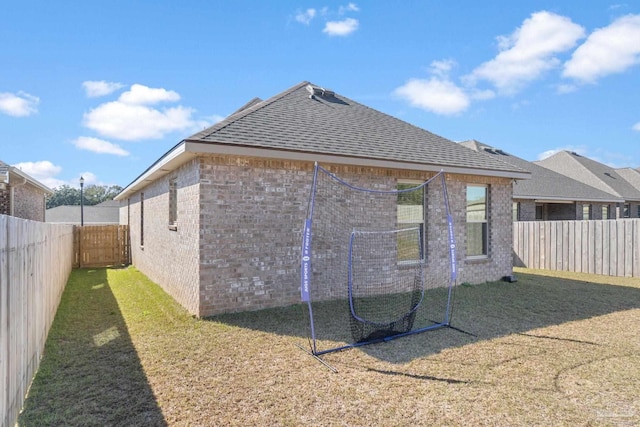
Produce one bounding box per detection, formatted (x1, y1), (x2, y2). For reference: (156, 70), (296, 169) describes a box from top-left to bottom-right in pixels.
(323, 18), (359, 36)
(556, 83), (577, 94)
(563, 14), (640, 83)
(72, 136), (130, 156)
(82, 84), (201, 141)
(394, 77), (470, 115)
(632, 122), (640, 131)
(0, 91), (39, 117)
(465, 11), (585, 94)
(339, 3), (359, 14)
(12, 160), (64, 188)
(295, 8), (316, 25)
(83, 101), (196, 141)
(77, 172), (98, 186)
(429, 59), (456, 77)
(118, 84), (180, 105)
(82, 80), (125, 97)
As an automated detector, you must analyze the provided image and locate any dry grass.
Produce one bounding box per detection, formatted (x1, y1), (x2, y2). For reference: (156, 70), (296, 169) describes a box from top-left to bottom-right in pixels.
(19, 266), (640, 426)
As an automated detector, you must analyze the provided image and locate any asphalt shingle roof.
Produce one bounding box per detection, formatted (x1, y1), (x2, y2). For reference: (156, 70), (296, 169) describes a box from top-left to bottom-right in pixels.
(187, 82), (527, 175)
(536, 151), (640, 201)
(460, 140), (621, 202)
(45, 201), (120, 224)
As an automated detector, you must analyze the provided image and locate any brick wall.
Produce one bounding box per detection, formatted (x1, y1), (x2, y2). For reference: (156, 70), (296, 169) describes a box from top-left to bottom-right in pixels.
(12, 183), (46, 221)
(198, 157), (514, 316)
(0, 187), (9, 215)
(123, 158), (201, 315)
(122, 154), (515, 317)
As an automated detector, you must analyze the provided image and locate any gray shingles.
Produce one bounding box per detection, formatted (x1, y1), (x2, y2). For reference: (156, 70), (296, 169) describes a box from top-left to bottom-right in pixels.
(537, 151), (640, 201)
(460, 140), (621, 201)
(186, 82), (526, 174)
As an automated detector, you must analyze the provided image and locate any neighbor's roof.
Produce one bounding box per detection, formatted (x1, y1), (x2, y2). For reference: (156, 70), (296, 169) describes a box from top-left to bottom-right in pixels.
(536, 151), (640, 202)
(45, 200), (120, 224)
(616, 167), (640, 190)
(116, 81), (529, 200)
(0, 159), (53, 194)
(460, 140), (622, 203)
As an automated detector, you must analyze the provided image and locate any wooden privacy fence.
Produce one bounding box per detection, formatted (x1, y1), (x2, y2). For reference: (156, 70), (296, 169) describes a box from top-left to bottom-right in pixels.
(74, 225), (130, 268)
(0, 216), (74, 427)
(514, 219), (640, 277)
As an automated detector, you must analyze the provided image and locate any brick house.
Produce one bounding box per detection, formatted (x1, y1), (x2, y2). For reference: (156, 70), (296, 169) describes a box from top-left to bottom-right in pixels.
(537, 151), (640, 219)
(114, 81), (529, 317)
(460, 140), (623, 221)
(0, 160), (52, 222)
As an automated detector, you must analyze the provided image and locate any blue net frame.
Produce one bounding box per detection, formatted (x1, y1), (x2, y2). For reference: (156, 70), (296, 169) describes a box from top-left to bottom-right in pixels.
(301, 163), (457, 356)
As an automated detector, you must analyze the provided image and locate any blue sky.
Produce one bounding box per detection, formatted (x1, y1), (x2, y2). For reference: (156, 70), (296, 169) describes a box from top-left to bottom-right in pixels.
(2, 1), (639, 189)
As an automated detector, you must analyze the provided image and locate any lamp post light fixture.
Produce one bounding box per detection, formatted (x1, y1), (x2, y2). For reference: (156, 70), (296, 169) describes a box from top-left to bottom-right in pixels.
(80, 176), (84, 226)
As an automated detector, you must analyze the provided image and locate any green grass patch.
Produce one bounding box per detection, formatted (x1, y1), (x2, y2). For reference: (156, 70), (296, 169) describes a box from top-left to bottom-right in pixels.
(19, 266), (640, 426)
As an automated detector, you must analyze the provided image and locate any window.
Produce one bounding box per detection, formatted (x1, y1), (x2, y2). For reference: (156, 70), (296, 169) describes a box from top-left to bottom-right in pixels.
(637, 205), (640, 218)
(169, 178), (177, 230)
(602, 205), (609, 220)
(140, 193), (144, 247)
(535, 204), (543, 220)
(623, 204), (630, 218)
(512, 202), (520, 222)
(466, 185), (488, 257)
(397, 181), (425, 261)
(582, 204), (591, 220)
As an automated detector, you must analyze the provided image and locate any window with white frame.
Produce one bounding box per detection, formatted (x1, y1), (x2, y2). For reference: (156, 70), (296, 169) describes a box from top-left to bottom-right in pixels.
(582, 204), (592, 220)
(512, 202), (519, 222)
(602, 205), (609, 220)
(623, 203), (630, 218)
(397, 181), (425, 261)
(466, 185), (488, 257)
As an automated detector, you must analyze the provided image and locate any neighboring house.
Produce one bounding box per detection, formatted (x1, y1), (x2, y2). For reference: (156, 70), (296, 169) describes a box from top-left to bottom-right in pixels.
(537, 151), (640, 219)
(0, 160), (52, 221)
(45, 200), (120, 225)
(114, 81), (529, 317)
(615, 168), (640, 218)
(460, 141), (623, 221)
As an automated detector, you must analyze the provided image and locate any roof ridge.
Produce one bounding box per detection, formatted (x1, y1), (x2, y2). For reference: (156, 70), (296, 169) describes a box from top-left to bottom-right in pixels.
(186, 81), (310, 141)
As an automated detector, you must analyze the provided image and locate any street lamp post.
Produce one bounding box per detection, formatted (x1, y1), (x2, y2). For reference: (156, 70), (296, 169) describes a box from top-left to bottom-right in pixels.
(80, 176), (84, 226)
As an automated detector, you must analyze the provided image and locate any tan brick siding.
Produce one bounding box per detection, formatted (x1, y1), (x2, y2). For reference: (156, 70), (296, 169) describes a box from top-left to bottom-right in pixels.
(12, 183), (47, 221)
(123, 159), (201, 315)
(198, 157), (514, 316)
(123, 154), (515, 317)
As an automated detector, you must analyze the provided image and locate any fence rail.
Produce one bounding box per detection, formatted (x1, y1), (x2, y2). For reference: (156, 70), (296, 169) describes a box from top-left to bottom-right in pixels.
(0, 216), (74, 427)
(74, 225), (130, 268)
(514, 219), (640, 277)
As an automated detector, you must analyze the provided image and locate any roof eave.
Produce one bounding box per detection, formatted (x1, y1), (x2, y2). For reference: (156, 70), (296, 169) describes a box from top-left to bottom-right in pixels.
(115, 140), (531, 201)
(9, 167), (53, 194)
(515, 195), (624, 203)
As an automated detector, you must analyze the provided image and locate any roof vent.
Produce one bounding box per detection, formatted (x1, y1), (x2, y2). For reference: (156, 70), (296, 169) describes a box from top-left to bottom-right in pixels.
(306, 84), (335, 99)
(495, 149), (508, 156)
(482, 147), (496, 154)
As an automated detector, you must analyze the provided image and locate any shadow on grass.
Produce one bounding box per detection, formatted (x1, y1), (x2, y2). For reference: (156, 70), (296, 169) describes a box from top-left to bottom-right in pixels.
(210, 271), (640, 364)
(18, 268), (166, 427)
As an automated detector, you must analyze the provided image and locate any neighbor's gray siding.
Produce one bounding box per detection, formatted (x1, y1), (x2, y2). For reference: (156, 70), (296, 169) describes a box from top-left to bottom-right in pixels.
(124, 159), (201, 315)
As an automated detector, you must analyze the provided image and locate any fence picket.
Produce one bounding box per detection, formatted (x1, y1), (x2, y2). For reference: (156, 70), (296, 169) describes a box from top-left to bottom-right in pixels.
(514, 219), (640, 277)
(0, 216), (74, 427)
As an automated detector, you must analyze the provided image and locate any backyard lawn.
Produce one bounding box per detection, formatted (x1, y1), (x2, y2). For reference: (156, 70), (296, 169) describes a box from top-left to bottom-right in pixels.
(18, 266), (640, 426)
